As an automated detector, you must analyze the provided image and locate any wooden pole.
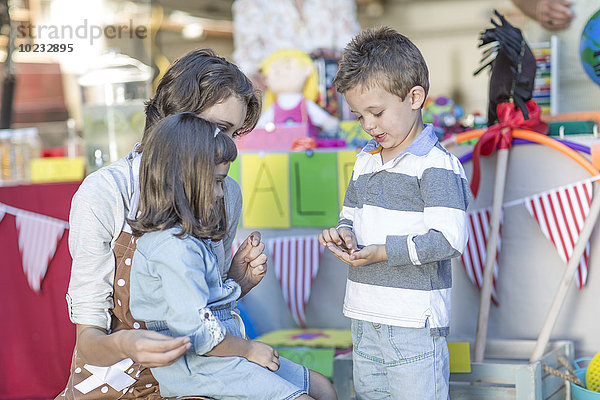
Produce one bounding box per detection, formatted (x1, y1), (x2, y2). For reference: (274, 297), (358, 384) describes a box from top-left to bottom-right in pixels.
(529, 180), (600, 362)
(473, 147), (510, 362)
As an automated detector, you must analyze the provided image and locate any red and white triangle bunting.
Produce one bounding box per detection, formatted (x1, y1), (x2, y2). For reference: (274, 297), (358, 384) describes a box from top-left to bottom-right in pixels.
(1, 203), (69, 292)
(460, 208), (502, 305)
(232, 235), (323, 328)
(15, 213), (66, 292)
(269, 236), (323, 328)
(524, 181), (592, 289)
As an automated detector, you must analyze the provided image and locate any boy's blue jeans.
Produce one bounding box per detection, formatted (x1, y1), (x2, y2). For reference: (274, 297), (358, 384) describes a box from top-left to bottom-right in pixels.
(350, 318), (449, 400)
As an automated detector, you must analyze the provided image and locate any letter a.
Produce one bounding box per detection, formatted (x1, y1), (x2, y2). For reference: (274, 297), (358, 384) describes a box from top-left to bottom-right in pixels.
(248, 161), (284, 215)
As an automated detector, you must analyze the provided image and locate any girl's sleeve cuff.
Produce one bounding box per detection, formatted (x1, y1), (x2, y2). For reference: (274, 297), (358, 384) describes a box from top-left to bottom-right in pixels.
(190, 307), (226, 355)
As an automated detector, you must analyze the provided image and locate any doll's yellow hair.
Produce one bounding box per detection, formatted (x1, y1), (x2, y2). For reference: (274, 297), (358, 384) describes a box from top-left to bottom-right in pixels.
(260, 49), (319, 111)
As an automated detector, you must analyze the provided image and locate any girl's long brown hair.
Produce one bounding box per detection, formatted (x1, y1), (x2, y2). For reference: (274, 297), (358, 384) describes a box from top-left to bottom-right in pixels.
(129, 113), (237, 240)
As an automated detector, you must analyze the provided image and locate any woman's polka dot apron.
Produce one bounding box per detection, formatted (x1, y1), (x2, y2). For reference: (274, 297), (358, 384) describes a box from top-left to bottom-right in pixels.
(56, 231), (210, 400)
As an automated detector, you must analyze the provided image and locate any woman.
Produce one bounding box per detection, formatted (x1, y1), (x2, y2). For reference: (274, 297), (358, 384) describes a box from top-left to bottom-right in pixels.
(59, 49), (268, 399)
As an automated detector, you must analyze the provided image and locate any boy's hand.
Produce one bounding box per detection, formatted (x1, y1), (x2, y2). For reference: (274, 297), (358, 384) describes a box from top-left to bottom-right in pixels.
(319, 227), (358, 254)
(245, 341), (280, 371)
(229, 232), (267, 296)
(326, 243), (387, 267)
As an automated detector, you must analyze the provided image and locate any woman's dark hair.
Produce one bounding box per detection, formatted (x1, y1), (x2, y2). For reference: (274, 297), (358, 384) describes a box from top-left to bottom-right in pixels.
(129, 113), (238, 240)
(144, 48), (261, 138)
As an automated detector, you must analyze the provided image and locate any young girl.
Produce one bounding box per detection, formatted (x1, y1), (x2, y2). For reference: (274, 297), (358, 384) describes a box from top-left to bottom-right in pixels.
(128, 113), (334, 400)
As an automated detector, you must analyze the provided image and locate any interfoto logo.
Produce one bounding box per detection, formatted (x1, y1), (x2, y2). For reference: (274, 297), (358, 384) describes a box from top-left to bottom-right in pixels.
(16, 19), (148, 45)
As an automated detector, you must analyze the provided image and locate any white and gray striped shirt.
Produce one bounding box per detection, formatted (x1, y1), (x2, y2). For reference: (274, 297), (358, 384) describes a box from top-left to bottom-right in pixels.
(338, 124), (471, 336)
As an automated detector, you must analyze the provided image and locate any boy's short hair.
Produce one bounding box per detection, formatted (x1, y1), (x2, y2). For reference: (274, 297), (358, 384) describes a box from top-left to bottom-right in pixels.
(144, 48), (261, 137)
(334, 26), (429, 100)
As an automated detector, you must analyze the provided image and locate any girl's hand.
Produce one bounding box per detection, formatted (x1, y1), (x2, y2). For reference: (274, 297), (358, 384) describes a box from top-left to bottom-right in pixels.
(245, 341), (280, 371)
(115, 329), (191, 367)
(229, 231), (268, 296)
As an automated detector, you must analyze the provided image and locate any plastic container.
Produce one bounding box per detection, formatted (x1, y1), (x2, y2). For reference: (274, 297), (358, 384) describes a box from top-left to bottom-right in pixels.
(572, 358), (600, 400)
(0, 129), (11, 183)
(0, 128), (41, 184)
(21, 128), (41, 181)
(9, 129), (26, 182)
(78, 50), (151, 172)
(65, 118), (83, 158)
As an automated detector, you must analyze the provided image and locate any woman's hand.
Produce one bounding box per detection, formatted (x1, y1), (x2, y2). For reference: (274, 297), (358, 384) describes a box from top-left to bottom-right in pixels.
(228, 231), (267, 297)
(115, 329), (191, 367)
(536, 0), (573, 31)
(245, 341), (280, 371)
(513, 0), (573, 31)
(76, 325), (190, 367)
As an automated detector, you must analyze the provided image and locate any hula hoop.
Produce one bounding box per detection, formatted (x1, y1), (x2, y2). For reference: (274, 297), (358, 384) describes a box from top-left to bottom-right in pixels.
(450, 129), (598, 176)
(459, 138), (591, 164)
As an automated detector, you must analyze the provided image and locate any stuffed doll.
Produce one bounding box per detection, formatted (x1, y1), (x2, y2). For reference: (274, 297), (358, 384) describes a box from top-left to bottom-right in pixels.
(256, 49), (339, 138)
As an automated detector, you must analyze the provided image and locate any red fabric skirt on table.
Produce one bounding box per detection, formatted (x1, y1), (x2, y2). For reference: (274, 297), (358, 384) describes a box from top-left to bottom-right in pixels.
(0, 181), (80, 399)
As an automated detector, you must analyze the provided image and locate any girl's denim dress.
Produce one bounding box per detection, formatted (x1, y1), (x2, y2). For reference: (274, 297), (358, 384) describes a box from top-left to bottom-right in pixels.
(130, 227), (309, 399)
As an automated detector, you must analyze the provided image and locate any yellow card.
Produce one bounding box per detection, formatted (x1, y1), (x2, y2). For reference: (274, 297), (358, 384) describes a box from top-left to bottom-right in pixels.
(448, 342), (471, 373)
(30, 157), (85, 183)
(336, 150), (357, 207)
(241, 153), (290, 228)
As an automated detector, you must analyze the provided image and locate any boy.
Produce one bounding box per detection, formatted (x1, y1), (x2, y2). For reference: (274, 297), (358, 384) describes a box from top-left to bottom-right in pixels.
(319, 27), (471, 399)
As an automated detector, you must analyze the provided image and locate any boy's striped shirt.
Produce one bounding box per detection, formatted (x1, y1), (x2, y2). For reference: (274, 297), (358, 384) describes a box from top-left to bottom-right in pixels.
(338, 124), (471, 336)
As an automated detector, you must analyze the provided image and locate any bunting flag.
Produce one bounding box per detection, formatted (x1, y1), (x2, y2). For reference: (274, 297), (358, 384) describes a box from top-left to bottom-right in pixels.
(15, 212), (67, 292)
(269, 236), (323, 328)
(524, 181), (592, 289)
(232, 235), (324, 328)
(460, 208), (502, 305)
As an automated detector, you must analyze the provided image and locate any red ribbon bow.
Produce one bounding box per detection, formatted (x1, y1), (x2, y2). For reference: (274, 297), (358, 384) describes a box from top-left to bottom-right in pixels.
(470, 100), (548, 197)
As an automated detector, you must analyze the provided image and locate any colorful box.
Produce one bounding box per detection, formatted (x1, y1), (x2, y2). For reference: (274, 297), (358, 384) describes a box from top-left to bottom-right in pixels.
(30, 157), (85, 183)
(236, 124), (309, 151)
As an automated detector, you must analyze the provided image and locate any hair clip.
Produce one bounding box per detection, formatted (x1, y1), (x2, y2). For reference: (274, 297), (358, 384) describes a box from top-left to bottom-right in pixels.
(214, 127), (221, 137)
